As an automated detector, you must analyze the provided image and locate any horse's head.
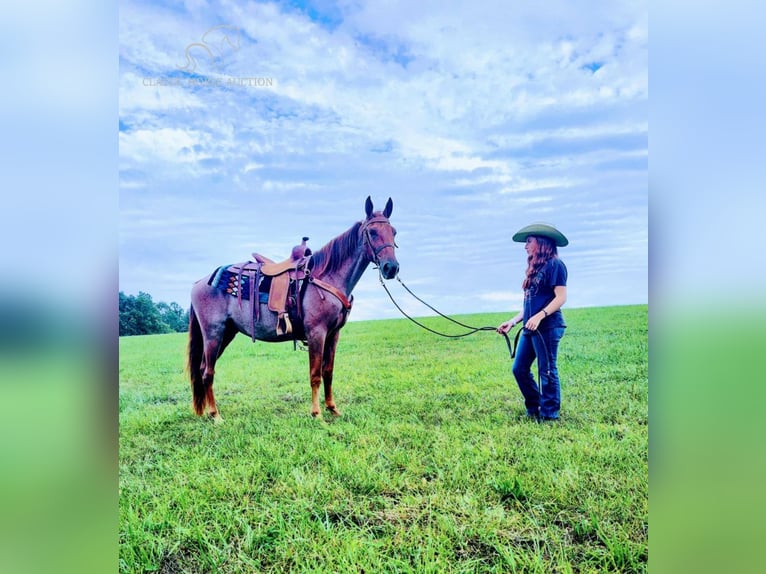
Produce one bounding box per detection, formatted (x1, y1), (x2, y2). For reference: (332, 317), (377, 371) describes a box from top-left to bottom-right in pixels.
(362, 196), (399, 280)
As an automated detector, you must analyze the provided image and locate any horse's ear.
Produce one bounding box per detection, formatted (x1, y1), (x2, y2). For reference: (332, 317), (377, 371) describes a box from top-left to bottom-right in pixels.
(383, 197), (393, 218)
(365, 196), (373, 218)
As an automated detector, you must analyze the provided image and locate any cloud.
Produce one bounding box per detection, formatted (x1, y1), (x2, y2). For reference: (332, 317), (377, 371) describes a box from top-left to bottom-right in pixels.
(119, 1), (647, 316)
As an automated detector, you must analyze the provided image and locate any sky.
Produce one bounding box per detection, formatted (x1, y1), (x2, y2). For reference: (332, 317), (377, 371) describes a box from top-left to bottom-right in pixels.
(119, 0), (647, 322)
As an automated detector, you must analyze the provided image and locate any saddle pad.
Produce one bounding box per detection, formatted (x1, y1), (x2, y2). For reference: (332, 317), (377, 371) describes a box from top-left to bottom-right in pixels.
(208, 266), (270, 303)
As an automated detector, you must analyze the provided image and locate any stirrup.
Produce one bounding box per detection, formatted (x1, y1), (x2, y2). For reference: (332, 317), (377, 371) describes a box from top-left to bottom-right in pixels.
(276, 313), (293, 336)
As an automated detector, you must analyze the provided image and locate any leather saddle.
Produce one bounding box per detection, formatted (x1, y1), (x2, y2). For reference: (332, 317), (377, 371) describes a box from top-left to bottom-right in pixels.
(227, 237), (312, 337)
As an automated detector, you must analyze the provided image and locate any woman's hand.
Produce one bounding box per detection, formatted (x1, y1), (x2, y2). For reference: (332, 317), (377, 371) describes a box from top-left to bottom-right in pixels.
(525, 312), (545, 331)
(497, 320), (514, 334)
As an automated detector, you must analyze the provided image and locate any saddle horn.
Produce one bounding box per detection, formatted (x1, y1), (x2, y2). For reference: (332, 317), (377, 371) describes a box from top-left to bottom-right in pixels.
(292, 236), (311, 258)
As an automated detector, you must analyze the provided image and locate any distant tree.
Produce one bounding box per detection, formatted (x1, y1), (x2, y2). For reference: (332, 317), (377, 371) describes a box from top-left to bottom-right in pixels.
(119, 291), (141, 336)
(119, 291), (191, 336)
(119, 291), (173, 336)
(157, 301), (189, 333)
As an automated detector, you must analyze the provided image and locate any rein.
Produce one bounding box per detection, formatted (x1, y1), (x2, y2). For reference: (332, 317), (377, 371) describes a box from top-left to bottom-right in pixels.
(377, 271), (554, 377)
(376, 270), (515, 358)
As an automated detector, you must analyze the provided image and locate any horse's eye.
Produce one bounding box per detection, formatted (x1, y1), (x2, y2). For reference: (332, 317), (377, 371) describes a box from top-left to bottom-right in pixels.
(369, 229), (378, 238)
(392, 228), (397, 236)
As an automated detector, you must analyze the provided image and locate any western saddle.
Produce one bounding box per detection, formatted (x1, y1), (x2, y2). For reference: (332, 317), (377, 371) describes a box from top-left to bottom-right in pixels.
(228, 237), (312, 337)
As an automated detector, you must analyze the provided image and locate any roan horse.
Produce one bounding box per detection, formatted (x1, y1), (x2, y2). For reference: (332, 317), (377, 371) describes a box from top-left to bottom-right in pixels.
(188, 196), (399, 421)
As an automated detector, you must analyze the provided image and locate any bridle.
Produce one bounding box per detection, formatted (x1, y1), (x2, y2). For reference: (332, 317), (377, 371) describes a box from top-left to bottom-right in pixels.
(361, 215), (397, 266)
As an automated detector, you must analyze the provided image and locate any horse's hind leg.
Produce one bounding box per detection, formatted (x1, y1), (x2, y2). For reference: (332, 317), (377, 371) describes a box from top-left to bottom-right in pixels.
(322, 330), (341, 416)
(199, 340), (220, 422)
(204, 322), (238, 422)
(217, 321), (238, 358)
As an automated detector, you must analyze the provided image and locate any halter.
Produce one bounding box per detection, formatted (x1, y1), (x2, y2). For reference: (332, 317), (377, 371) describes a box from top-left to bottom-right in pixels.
(361, 215), (397, 266)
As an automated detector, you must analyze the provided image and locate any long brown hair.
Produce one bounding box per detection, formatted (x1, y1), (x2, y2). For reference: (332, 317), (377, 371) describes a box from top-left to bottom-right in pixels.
(309, 222), (363, 278)
(522, 236), (558, 290)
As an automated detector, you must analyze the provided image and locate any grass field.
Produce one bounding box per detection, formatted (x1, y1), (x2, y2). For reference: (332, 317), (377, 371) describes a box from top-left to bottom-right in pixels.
(119, 305), (647, 573)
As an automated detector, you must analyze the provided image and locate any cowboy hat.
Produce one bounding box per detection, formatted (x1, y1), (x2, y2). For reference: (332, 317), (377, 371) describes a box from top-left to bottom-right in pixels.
(512, 222), (569, 247)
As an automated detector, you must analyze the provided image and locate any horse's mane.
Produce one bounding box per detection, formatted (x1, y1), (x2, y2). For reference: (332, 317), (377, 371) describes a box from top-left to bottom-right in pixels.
(310, 221), (363, 278)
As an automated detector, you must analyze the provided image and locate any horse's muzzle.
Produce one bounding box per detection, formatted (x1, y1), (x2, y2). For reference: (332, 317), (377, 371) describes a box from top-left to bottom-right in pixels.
(380, 260), (399, 280)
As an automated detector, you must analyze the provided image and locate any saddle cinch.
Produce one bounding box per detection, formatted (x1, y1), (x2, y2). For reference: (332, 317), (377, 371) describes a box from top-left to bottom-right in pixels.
(228, 237), (312, 337)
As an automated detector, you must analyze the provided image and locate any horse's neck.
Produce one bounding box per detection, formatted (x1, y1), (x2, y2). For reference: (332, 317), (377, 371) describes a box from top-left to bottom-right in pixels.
(321, 242), (369, 296)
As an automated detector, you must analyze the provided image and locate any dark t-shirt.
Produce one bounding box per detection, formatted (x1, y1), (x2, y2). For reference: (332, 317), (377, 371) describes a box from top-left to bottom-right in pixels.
(522, 257), (567, 330)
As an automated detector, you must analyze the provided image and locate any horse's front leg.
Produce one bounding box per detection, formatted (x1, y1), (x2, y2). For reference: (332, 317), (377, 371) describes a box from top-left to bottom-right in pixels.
(308, 335), (326, 417)
(322, 330), (341, 416)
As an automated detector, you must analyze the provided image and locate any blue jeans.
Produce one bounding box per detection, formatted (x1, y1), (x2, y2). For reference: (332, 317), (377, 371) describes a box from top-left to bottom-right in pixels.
(512, 327), (565, 419)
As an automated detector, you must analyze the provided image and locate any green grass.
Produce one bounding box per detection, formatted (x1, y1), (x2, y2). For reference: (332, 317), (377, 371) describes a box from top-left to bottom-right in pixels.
(119, 305), (647, 573)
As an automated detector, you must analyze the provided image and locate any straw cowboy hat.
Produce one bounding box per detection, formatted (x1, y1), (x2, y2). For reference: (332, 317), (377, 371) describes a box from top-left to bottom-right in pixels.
(512, 223), (569, 247)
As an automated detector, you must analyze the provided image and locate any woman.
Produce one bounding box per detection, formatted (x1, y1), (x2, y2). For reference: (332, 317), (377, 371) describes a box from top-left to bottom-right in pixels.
(497, 223), (568, 421)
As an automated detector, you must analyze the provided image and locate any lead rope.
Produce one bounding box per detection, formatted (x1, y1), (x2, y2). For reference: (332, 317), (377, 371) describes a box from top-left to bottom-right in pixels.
(377, 270), (515, 358)
(377, 269), (553, 408)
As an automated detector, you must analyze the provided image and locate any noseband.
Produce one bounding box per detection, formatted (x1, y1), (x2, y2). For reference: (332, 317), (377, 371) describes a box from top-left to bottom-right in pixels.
(361, 216), (397, 266)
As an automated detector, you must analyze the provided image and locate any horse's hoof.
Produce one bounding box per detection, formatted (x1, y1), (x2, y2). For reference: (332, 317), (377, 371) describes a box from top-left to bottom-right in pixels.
(209, 413), (224, 424)
(327, 406), (341, 417)
(311, 410), (321, 418)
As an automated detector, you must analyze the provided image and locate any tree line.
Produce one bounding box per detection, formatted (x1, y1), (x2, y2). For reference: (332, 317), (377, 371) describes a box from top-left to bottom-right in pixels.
(119, 291), (189, 336)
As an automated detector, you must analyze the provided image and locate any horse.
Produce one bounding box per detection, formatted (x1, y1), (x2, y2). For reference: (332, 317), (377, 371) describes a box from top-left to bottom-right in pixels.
(187, 196), (399, 421)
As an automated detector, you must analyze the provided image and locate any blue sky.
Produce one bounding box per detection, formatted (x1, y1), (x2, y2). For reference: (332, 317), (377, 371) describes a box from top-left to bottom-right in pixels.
(119, 0), (647, 321)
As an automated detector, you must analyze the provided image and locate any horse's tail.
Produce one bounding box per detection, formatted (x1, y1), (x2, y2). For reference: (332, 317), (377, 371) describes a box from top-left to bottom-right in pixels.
(187, 305), (206, 416)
